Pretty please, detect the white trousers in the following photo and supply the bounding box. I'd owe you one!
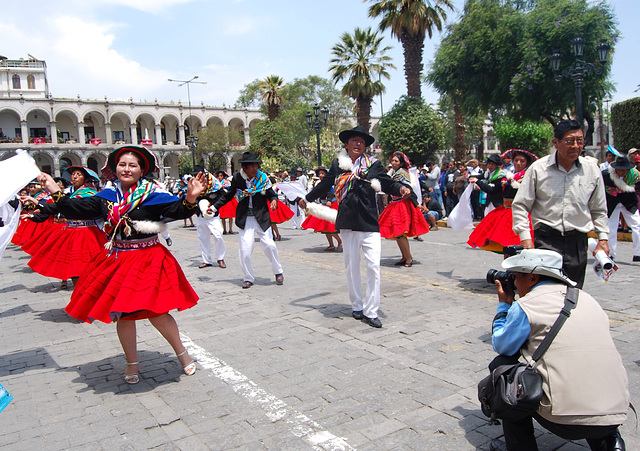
[238,216,283,282]
[196,215,226,264]
[290,203,305,228]
[608,203,640,258]
[341,229,381,319]
[159,228,170,240]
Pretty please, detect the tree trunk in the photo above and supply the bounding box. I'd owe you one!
[401,29,424,98]
[584,113,594,147]
[598,101,606,162]
[267,103,279,121]
[356,96,372,135]
[454,101,466,162]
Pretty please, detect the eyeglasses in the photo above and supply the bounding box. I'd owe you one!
[562,138,584,146]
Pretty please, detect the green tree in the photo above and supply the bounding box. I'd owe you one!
[329,27,394,133]
[611,97,640,153]
[427,0,618,132]
[493,117,553,156]
[368,0,454,98]
[259,75,288,120]
[378,96,446,165]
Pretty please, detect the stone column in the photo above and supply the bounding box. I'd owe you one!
[155,124,162,145]
[49,121,57,145]
[244,128,250,146]
[77,122,86,145]
[20,121,28,144]
[105,122,112,145]
[178,125,185,147]
[53,152,61,176]
[130,124,137,145]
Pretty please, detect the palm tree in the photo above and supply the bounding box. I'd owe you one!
[368,0,454,98]
[259,75,288,120]
[329,27,395,134]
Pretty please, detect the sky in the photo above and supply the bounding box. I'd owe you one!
[2,0,638,114]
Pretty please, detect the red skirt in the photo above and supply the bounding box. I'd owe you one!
[12,217,45,246]
[218,197,238,219]
[302,201,339,233]
[65,239,199,324]
[467,206,533,249]
[270,200,294,224]
[21,218,64,256]
[378,199,430,238]
[28,223,107,279]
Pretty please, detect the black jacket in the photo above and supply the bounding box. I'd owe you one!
[306,156,406,232]
[476,171,506,208]
[602,168,638,215]
[212,171,278,232]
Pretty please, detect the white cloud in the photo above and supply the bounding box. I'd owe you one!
[48,16,171,100]
[224,17,257,35]
[90,0,197,14]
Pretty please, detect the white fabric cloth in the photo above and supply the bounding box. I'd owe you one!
[0,201,21,261]
[608,203,640,258]
[341,229,381,319]
[447,183,474,231]
[197,215,226,263]
[238,216,282,283]
[275,181,308,202]
[0,150,41,205]
[408,167,422,205]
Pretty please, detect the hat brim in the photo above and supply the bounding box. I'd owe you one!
[65,165,100,183]
[611,161,634,170]
[107,145,157,177]
[239,158,262,164]
[338,129,375,147]
[501,149,538,165]
[502,261,577,286]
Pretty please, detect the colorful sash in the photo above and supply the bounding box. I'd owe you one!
[334,154,375,202]
[502,169,527,188]
[488,168,507,183]
[105,180,155,238]
[237,170,268,200]
[202,173,224,195]
[70,185,98,199]
[390,168,410,201]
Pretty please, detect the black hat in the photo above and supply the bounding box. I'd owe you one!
[485,154,502,166]
[53,176,70,188]
[338,125,375,147]
[238,151,262,164]
[611,156,635,171]
[107,145,157,177]
[315,167,327,176]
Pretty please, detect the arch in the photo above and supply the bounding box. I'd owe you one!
[135,112,156,143]
[0,108,22,141]
[86,152,106,175]
[184,114,203,137]
[110,111,133,144]
[0,150,18,161]
[32,151,55,175]
[248,118,262,130]
[12,74,20,89]
[161,152,180,180]
[26,108,51,140]
[206,116,224,128]
[228,117,246,147]
[25,107,51,122]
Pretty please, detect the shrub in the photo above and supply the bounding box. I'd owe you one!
[611,97,640,153]
[493,118,553,157]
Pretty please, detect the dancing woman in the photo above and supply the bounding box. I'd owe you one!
[27,166,106,289]
[467,149,537,253]
[301,167,342,251]
[38,145,204,384]
[378,152,429,267]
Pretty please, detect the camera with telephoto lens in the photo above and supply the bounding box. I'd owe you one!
[486,245,523,292]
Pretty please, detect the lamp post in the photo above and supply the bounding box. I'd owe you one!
[168,76,207,170]
[549,35,610,127]
[306,104,329,167]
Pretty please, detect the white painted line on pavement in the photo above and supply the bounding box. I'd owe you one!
[180,333,355,451]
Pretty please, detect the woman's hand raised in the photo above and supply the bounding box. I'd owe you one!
[185,172,206,204]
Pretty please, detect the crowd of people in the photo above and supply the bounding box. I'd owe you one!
[2,120,636,450]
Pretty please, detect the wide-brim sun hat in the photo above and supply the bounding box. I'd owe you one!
[501,249,577,287]
[611,156,635,171]
[500,149,538,166]
[238,151,262,164]
[107,145,157,177]
[338,125,375,147]
[65,165,100,183]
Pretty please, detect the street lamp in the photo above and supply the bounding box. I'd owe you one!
[306,104,329,166]
[549,35,610,126]
[168,76,207,170]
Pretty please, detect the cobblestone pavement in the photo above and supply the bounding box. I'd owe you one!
[1,219,638,450]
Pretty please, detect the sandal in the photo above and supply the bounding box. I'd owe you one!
[404,261,413,268]
[394,260,406,266]
[177,350,196,376]
[242,281,253,289]
[124,361,140,384]
[323,246,335,252]
[199,263,213,269]
[60,280,68,290]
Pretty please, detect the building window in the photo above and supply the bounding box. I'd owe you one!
[113,131,124,142]
[12,74,21,89]
[27,74,35,89]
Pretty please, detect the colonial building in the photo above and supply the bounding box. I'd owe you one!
[0,55,263,180]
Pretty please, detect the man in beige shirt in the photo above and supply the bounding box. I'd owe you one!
[512,120,609,288]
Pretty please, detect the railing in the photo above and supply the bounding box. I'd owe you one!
[0,61,45,68]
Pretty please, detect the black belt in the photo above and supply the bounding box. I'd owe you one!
[535,224,585,237]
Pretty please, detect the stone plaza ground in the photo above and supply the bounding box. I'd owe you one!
[0,219,639,450]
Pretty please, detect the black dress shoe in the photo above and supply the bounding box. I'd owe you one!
[364,316,382,328]
[165,237,172,246]
[633,255,640,262]
[275,273,284,285]
[599,428,625,451]
[242,281,253,289]
[352,310,364,320]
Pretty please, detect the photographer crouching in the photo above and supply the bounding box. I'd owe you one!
[485,248,629,451]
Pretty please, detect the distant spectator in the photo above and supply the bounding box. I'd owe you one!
[424,161,442,207]
[600,150,616,171]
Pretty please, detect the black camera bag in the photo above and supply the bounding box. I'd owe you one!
[478,287,578,423]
